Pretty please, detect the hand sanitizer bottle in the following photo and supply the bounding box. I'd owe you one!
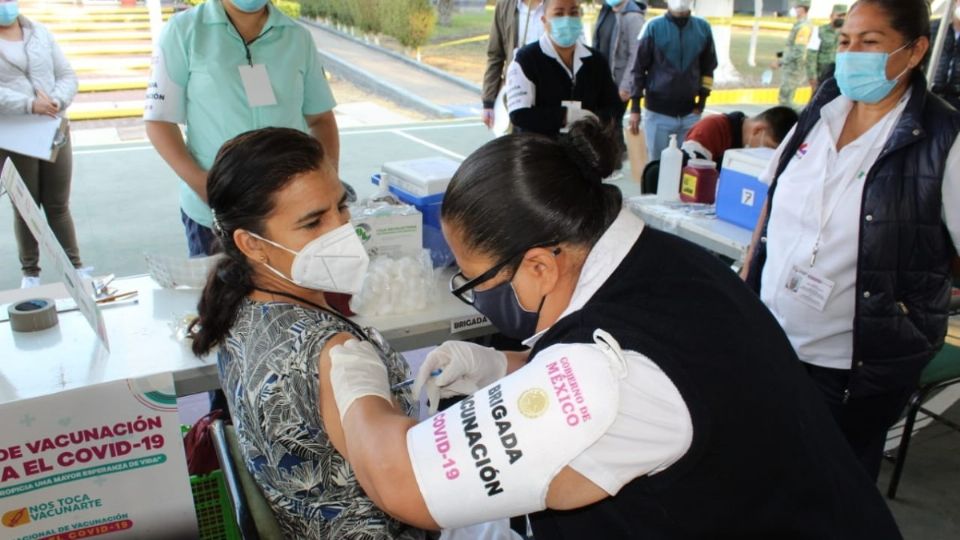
[657,134,683,203]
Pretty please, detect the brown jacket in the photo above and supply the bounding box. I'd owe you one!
[482,0,523,108]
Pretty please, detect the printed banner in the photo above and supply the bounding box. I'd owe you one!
[0,374,198,539]
[1,159,109,349]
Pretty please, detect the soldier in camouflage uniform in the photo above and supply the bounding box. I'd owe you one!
[807,4,847,94]
[772,0,813,108]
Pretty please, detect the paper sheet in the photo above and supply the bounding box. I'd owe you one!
[0,114,65,161]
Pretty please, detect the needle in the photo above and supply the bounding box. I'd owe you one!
[391,369,442,391]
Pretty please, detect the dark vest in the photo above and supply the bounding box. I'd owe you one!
[529,227,902,539]
[746,74,960,398]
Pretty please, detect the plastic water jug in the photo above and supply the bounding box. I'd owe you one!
[657,134,683,203]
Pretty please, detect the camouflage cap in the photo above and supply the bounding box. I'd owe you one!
[832,4,848,14]
[794,0,811,8]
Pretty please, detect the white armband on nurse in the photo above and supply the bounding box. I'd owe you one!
[406,331,628,529]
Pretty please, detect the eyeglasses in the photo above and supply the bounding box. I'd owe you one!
[449,241,559,305]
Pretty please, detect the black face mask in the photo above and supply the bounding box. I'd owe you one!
[471,280,544,340]
[832,18,844,28]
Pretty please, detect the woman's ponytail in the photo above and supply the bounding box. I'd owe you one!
[191,254,254,356]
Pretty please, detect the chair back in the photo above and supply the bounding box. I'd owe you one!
[209,420,285,540]
[642,160,660,194]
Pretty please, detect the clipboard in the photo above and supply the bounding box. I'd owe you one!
[0,114,68,162]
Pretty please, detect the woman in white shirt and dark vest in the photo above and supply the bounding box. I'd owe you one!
[744,0,960,481]
[505,0,623,136]
[322,118,902,538]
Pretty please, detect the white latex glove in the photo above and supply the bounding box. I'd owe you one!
[413,341,508,415]
[329,339,393,421]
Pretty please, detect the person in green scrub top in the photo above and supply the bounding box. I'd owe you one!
[144,0,339,256]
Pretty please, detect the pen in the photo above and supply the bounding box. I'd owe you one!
[96,290,138,304]
[391,369,442,391]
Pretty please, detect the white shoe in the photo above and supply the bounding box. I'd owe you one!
[21,276,40,288]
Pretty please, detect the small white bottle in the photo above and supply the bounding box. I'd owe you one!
[657,134,683,203]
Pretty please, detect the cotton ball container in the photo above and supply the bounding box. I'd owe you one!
[350,252,434,316]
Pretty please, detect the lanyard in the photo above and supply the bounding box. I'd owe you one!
[252,287,389,354]
[224,11,272,66]
[809,95,907,267]
[810,164,864,268]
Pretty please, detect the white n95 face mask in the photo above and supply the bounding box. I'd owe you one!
[667,0,693,11]
[250,223,370,294]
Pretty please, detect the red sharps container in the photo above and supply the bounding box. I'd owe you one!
[680,158,719,204]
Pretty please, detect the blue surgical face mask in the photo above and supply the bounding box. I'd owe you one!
[549,16,582,48]
[0,2,19,27]
[834,42,913,104]
[605,0,625,7]
[471,280,543,341]
[230,0,268,14]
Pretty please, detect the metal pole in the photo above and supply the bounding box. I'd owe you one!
[748,0,763,67]
[927,0,956,89]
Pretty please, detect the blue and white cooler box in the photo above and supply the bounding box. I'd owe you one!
[372,156,461,268]
[716,148,775,230]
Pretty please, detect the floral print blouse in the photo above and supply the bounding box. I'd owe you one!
[218,299,424,539]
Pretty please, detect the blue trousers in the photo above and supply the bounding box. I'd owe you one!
[644,109,701,159]
[180,210,220,257]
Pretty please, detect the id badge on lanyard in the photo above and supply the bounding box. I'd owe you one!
[238,64,277,107]
[782,94,906,312]
[784,154,869,312]
[784,265,835,312]
[228,13,277,108]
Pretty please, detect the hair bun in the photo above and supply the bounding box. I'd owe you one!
[561,117,624,184]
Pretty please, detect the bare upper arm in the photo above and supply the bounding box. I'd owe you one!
[317,332,356,459]
[144,119,179,137]
[305,110,334,129]
[741,198,770,281]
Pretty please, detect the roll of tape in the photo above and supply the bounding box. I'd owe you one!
[8,298,58,332]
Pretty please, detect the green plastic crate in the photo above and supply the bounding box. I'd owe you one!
[181,424,241,540]
[191,469,242,540]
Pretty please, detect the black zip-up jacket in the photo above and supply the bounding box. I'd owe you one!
[630,12,717,116]
[506,36,623,136]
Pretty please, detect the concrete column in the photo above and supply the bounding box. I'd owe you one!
[747,0,763,67]
[147,0,163,47]
[696,0,740,84]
